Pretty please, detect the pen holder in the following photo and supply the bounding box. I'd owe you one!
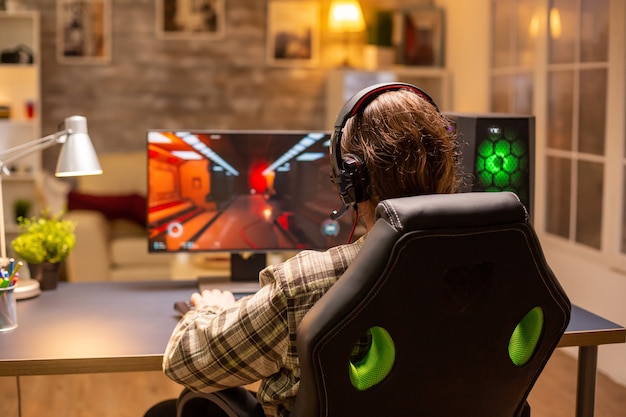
[0,285,17,331]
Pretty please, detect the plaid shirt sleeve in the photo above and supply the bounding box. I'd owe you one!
[162,236,368,416]
[163,280,290,393]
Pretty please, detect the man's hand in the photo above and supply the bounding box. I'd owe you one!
[190,289,236,310]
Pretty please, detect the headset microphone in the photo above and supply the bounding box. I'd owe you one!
[329,204,350,220]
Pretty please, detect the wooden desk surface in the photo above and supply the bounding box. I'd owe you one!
[0,281,182,375]
[0,280,257,376]
[0,281,623,376]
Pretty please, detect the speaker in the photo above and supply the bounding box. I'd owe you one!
[445,113,535,217]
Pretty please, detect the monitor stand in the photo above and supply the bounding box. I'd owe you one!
[196,253,265,294]
[230,253,266,281]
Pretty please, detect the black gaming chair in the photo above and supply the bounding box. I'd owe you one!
[175,191,571,417]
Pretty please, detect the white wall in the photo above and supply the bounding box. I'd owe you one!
[437,0,491,112]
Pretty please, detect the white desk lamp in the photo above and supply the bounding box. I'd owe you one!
[0,115,102,299]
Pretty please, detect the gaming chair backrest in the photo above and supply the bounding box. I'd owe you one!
[291,191,571,417]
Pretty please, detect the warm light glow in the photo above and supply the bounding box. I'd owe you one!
[328,0,365,33]
[549,7,562,38]
[528,13,539,38]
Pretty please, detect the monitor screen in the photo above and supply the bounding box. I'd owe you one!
[147,130,354,260]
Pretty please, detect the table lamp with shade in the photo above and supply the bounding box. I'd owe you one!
[328,0,366,67]
[0,115,102,299]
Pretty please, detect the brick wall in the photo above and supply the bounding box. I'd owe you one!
[27,0,431,170]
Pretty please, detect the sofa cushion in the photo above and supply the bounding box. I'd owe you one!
[109,218,146,240]
[110,235,173,267]
[68,191,146,226]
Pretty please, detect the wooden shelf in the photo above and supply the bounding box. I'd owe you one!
[0,11,41,246]
[3,174,37,182]
[0,119,37,126]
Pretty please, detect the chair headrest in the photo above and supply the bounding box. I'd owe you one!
[375,191,528,232]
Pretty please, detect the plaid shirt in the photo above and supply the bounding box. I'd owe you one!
[163,236,366,417]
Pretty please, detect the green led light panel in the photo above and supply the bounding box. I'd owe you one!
[475,125,529,203]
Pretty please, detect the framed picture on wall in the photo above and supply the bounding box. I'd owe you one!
[267,0,320,67]
[398,7,445,67]
[156,0,225,40]
[57,0,111,64]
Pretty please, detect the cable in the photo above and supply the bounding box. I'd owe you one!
[347,207,359,244]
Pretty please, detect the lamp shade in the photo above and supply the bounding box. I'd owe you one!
[55,115,103,177]
[328,0,366,33]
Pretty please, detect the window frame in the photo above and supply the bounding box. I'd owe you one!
[489,0,626,272]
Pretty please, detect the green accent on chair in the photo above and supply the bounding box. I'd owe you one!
[509,307,544,366]
[348,326,395,391]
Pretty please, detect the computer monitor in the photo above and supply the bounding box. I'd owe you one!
[146,130,355,281]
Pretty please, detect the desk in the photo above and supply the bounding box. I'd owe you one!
[557,305,626,417]
[0,280,258,375]
[0,281,624,417]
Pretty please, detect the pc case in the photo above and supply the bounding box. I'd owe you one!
[445,113,535,217]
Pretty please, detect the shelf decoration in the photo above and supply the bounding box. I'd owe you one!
[398,7,445,67]
[56,0,111,64]
[266,0,320,67]
[156,0,225,40]
[364,10,395,69]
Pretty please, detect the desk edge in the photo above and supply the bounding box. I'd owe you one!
[559,328,626,348]
[0,355,164,376]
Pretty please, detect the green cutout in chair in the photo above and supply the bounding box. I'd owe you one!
[349,326,396,391]
[509,306,544,366]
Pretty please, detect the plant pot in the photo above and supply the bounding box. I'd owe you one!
[28,262,60,291]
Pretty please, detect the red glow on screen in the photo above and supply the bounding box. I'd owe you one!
[249,160,268,194]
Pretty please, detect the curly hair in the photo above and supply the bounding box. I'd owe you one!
[341,88,462,206]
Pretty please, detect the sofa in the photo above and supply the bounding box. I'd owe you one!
[62,152,177,282]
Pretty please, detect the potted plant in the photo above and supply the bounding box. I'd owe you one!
[364,10,396,69]
[10,209,76,290]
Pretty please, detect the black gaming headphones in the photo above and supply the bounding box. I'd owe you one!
[329,82,441,220]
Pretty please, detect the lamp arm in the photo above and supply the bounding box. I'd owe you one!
[0,130,70,175]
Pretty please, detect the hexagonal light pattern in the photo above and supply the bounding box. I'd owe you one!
[475,125,529,203]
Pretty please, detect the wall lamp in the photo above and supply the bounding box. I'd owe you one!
[328,0,366,67]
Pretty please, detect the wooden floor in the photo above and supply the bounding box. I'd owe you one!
[0,350,624,417]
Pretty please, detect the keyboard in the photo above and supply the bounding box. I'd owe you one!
[174,279,260,316]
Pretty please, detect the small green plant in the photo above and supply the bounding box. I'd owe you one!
[11,210,76,264]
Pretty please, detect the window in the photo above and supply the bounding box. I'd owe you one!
[490,0,622,257]
[490,0,536,114]
[545,0,609,249]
